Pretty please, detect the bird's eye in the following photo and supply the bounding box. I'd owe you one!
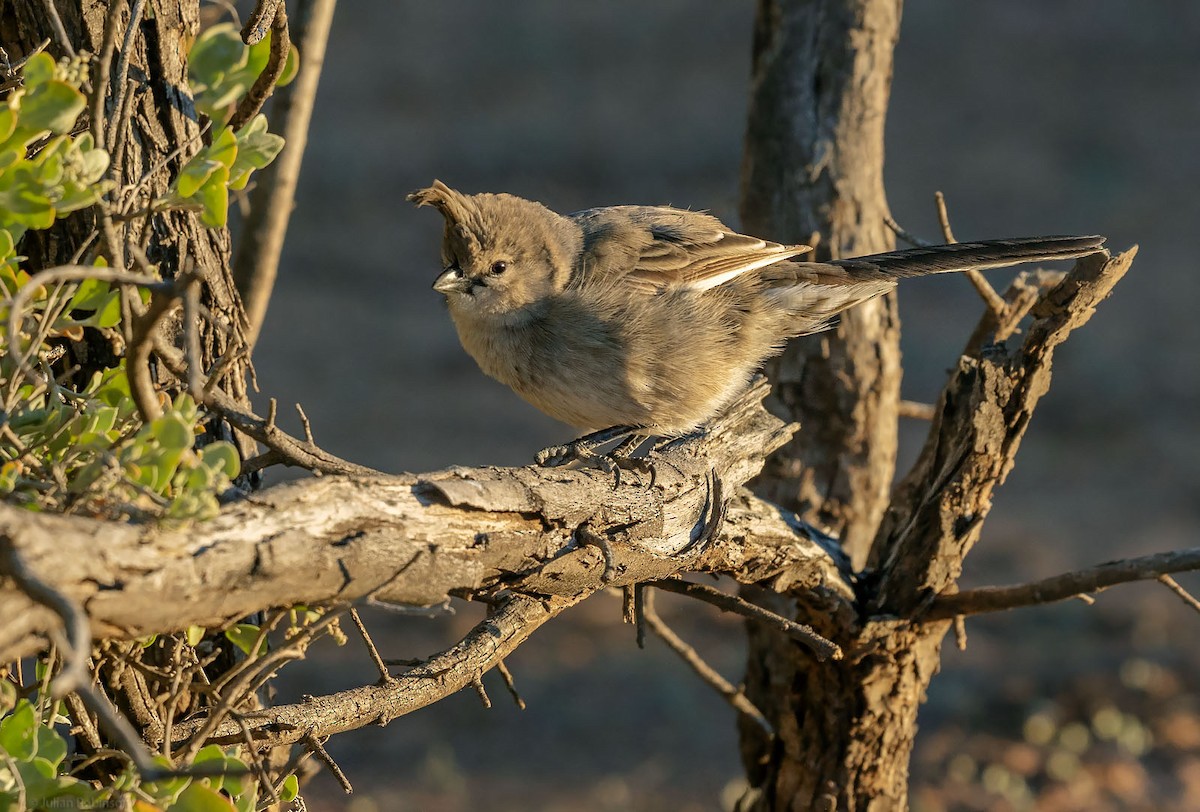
[490,260,508,276]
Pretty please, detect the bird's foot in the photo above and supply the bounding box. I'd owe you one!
[536,425,655,486]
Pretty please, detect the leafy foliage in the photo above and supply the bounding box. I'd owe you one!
[0,45,250,520]
[0,692,270,811]
[0,53,111,242]
[0,20,302,812]
[171,23,292,226]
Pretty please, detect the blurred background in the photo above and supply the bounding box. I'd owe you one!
[243,1,1200,809]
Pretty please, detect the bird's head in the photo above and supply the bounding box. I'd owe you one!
[408,180,579,322]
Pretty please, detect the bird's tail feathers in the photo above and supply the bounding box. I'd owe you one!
[828,235,1106,281]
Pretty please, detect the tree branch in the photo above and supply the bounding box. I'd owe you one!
[233,0,338,347]
[925,547,1200,620]
[870,248,1136,616]
[164,591,580,748]
[0,379,850,664]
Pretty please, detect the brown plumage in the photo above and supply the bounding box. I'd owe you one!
[410,180,1105,436]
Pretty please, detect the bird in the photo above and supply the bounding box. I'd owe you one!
[409,180,1105,464]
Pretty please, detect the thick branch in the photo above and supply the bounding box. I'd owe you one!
[0,380,850,663]
[871,248,1137,616]
[164,591,577,747]
[925,548,1200,620]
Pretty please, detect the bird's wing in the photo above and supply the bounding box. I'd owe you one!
[572,207,809,294]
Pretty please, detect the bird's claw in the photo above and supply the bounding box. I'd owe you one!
[535,425,656,487]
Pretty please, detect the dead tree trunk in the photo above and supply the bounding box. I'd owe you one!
[736,1,1130,809]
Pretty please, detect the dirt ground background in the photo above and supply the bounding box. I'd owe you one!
[242,2,1200,809]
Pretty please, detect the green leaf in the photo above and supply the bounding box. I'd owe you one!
[195,165,230,227]
[167,782,236,812]
[89,288,123,327]
[0,699,37,759]
[279,773,299,803]
[199,442,240,479]
[152,413,194,452]
[277,44,300,87]
[228,115,283,191]
[34,724,67,769]
[0,104,17,144]
[176,126,237,198]
[21,53,56,87]
[188,24,247,91]
[0,186,55,229]
[185,625,206,647]
[224,624,266,657]
[68,277,113,310]
[19,79,86,134]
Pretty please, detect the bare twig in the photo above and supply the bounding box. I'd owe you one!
[234,0,337,347]
[40,0,76,58]
[295,403,315,444]
[925,548,1200,620]
[953,615,967,651]
[305,731,352,795]
[932,191,957,244]
[494,660,525,710]
[897,400,935,421]
[166,594,580,747]
[128,271,200,422]
[5,266,166,390]
[348,608,393,684]
[89,7,119,147]
[73,681,159,775]
[228,3,289,130]
[241,0,282,44]
[471,677,491,709]
[1158,574,1200,615]
[183,276,203,399]
[648,577,842,661]
[106,0,145,151]
[642,589,774,740]
[935,190,1007,317]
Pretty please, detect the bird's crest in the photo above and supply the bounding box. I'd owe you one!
[408,180,483,255]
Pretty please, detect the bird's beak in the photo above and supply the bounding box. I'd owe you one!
[432,268,471,295]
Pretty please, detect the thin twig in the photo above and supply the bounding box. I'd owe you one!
[953,615,967,651]
[494,660,525,710]
[634,583,647,649]
[106,0,145,151]
[128,271,201,422]
[73,681,159,775]
[241,0,282,44]
[348,608,393,684]
[935,190,1007,317]
[471,677,491,709]
[933,190,957,243]
[305,731,352,794]
[926,547,1200,620]
[229,3,289,130]
[898,400,935,421]
[1158,574,1200,615]
[233,0,337,346]
[40,0,77,58]
[5,266,165,392]
[648,578,842,661]
[295,403,315,444]
[183,274,203,400]
[642,590,774,740]
[90,6,121,147]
